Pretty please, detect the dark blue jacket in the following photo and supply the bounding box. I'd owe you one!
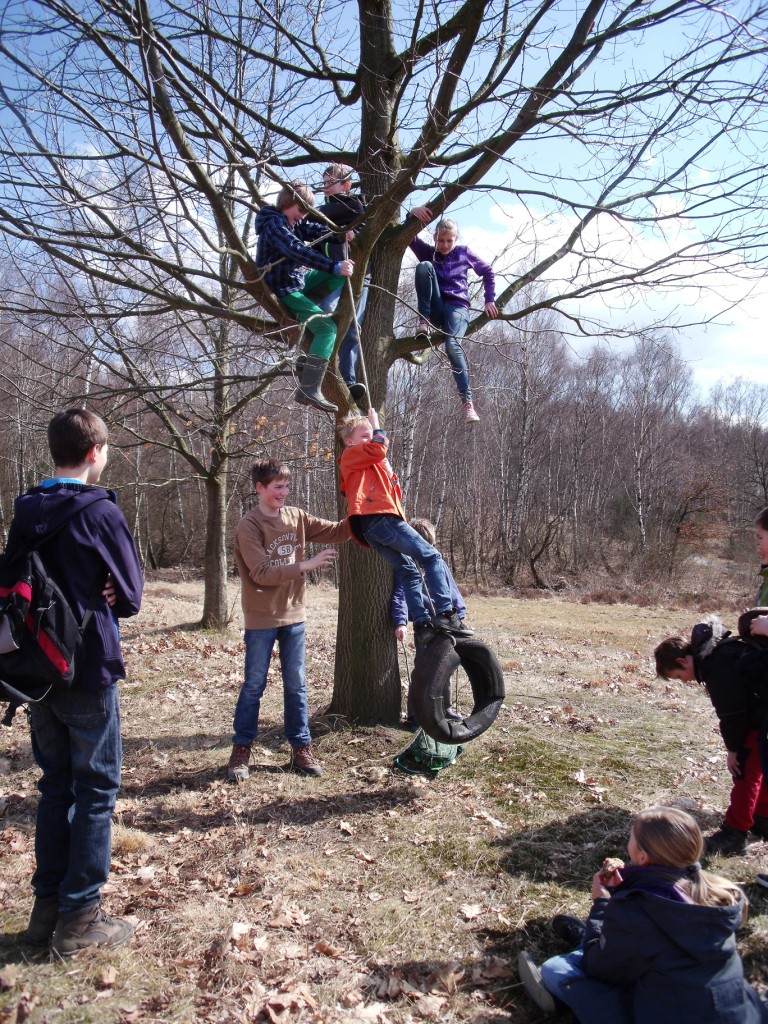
[582,865,767,1024]
[255,206,339,297]
[313,192,367,263]
[690,621,768,752]
[5,482,143,690]
[391,557,466,626]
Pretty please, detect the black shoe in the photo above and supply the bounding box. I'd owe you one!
[552,914,586,947]
[432,612,474,638]
[756,873,768,890]
[751,816,768,840]
[414,621,437,645]
[705,824,748,856]
[348,382,367,405]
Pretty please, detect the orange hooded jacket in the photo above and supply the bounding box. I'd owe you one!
[338,433,405,524]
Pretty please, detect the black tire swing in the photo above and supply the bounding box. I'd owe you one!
[409,634,505,744]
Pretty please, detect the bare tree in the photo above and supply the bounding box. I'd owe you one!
[614,335,693,556]
[2,0,768,714]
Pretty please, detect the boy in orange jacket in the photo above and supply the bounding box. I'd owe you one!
[338,409,472,644]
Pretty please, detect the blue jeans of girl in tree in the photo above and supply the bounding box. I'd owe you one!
[318,278,370,386]
[414,262,472,402]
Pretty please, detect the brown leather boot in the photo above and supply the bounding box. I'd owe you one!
[290,744,323,777]
[226,742,252,783]
[51,903,133,957]
[23,893,59,946]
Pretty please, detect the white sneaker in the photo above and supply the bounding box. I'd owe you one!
[415,319,432,338]
[462,401,480,424]
[517,952,556,1014]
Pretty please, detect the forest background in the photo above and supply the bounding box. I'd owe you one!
[3,1,768,722]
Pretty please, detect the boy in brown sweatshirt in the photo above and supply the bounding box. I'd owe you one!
[226,459,349,781]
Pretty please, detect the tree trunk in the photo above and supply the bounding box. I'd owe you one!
[330,537,402,724]
[201,472,229,628]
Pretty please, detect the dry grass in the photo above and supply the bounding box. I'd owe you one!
[1,580,767,1023]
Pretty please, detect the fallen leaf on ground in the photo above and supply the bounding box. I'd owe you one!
[313,939,344,957]
[0,966,18,992]
[459,903,482,920]
[343,1000,389,1020]
[340,988,365,1008]
[228,921,251,948]
[473,956,513,981]
[97,965,118,989]
[414,994,446,1017]
[428,962,464,993]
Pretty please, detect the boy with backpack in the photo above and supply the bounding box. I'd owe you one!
[654,618,768,855]
[3,408,143,954]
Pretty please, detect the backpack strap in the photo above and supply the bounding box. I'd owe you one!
[2,490,112,637]
[0,492,112,721]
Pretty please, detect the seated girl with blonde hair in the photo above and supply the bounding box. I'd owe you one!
[519,805,768,1023]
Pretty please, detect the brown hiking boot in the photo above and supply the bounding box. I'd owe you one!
[226,743,252,782]
[51,903,133,957]
[290,744,323,777]
[23,893,59,946]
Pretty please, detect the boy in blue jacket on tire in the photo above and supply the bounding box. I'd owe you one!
[390,517,470,725]
[6,408,143,956]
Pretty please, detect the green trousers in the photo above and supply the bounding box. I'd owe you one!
[281,271,343,359]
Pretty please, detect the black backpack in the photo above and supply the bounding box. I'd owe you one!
[0,496,107,717]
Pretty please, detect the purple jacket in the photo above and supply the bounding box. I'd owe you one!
[409,236,495,308]
[5,482,144,690]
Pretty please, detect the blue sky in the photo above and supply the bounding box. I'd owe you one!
[455,203,768,400]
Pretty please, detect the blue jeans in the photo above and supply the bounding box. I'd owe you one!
[541,950,633,1024]
[414,262,472,401]
[319,279,370,386]
[29,685,122,913]
[359,515,452,623]
[232,623,310,749]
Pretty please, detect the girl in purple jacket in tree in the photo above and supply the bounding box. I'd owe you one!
[409,209,498,424]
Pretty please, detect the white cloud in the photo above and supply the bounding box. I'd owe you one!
[457,197,768,397]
